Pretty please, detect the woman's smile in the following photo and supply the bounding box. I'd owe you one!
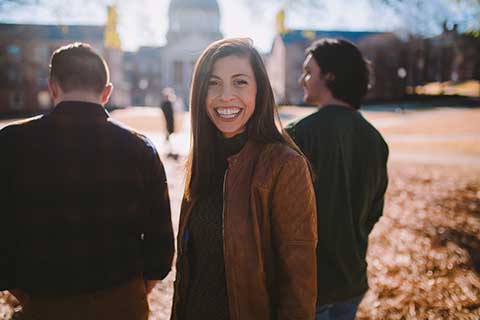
[214,106,243,120]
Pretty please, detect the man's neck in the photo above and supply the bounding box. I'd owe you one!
[55,91,103,106]
[319,97,353,109]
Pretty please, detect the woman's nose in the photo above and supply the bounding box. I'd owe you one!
[219,85,234,101]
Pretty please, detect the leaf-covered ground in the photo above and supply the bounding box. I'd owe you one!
[358,162,480,319]
[1,107,479,319]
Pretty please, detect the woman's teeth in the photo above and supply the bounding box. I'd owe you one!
[216,107,241,119]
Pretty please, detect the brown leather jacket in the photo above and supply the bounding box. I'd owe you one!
[171,140,318,320]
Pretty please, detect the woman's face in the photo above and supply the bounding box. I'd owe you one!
[206,54,257,138]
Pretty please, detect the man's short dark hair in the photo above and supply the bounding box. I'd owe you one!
[49,42,109,94]
[306,38,370,109]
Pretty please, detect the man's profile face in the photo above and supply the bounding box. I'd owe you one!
[298,53,330,106]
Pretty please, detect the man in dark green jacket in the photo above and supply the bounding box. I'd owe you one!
[286,38,389,320]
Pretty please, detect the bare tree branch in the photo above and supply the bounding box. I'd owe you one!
[371,0,480,35]
[242,0,480,35]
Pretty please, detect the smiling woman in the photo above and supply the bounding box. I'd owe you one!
[205,54,257,137]
[170,37,318,320]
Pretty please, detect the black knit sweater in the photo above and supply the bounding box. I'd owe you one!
[184,132,247,320]
[286,105,389,304]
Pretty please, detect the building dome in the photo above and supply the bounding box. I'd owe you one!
[168,0,220,13]
[163,0,223,103]
[166,0,221,43]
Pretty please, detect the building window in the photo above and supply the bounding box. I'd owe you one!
[139,62,148,73]
[36,69,48,87]
[172,13,180,31]
[7,67,21,84]
[173,61,183,85]
[9,92,24,110]
[33,46,50,64]
[7,45,21,62]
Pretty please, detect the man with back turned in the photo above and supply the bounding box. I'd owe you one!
[0,42,174,320]
[287,38,389,320]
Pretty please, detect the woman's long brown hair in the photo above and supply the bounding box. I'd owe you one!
[185,37,299,200]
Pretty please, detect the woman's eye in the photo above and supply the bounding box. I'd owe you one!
[234,79,248,86]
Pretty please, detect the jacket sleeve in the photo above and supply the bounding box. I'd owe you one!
[271,155,318,320]
[142,143,175,280]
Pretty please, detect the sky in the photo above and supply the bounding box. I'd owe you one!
[0,0,475,53]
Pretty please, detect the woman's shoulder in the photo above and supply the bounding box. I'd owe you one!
[256,142,307,173]
[261,142,304,163]
[252,142,310,189]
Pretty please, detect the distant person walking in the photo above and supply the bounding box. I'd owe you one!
[287,38,389,320]
[160,87,179,159]
[0,42,174,320]
[160,87,176,142]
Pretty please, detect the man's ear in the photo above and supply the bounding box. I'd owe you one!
[48,79,60,100]
[100,83,114,106]
[324,73,335,81]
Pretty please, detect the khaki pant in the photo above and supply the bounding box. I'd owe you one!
[22,278,149,320]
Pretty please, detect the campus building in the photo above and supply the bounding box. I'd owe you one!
[0,0,222,114]
[265,29,407,105]
[265,10,480,105]
[125,0,223,107]
[0,6,129,115]
[404,23,480,96]
[264,10,409,105]
[1,1,478,114]
[0,23,104,114]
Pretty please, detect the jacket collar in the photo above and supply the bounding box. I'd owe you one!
[51,101,110,119]
[226,139,263,167]
[179,138,264,254]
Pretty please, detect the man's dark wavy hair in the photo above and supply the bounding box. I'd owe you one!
[306,38,371,109]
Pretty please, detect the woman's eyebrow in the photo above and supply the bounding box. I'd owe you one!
[232,73,252,78]
[209,73,252,78]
